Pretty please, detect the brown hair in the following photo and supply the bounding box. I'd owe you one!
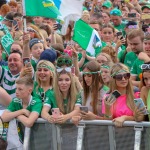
[101,45,118,63]
[0,4,10,16]
[101,23,115,33]
[16,76,33,87]
[54,70,78,114]
[82,60,103,114]
[127,29,144,41]
[8,1,18,7]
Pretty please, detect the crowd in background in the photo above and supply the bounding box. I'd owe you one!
[0,0,150,149]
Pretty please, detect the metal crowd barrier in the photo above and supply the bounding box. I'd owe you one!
[23,119,150,150]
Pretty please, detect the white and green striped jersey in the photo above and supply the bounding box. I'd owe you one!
[0,67,20,98]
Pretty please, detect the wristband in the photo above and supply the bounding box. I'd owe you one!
[104,114,112,119]
[95,115,99,119]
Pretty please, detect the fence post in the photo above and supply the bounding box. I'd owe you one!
[23,127,31,150]
[76,123,85,150]
[108,126,116,150]
[134,125,143,150]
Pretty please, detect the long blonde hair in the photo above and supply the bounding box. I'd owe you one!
[36,60,56,89]
[110,63,135,111]
[54,70,78,114]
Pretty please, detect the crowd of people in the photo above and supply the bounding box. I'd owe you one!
[0,0,150,149]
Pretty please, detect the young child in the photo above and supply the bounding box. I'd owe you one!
[1,76,42,127]
[29,38,44,71]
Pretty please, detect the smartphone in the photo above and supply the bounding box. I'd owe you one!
[71,67,75,75]
[12,20,19,31]
[51,108,61,118]
[23,57,31,67]
[53,23,62,30]
[80,106,88,113]
[112,90,121,99]
[128,13,136,18]
[116,31,123,40]
[141,14,150,20]
[134,98,149,115]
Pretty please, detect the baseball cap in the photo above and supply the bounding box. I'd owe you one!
[102,1,112,8]
[110,8,122,16]
[39,48,57,63]
[29,38,43,49]
[142,5,150,11]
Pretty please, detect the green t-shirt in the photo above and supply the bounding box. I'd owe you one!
[6,96,42,142]
[130,58,144,81]
[31,57,38,71]
[44,92,82,114]
[113,21,126,36]
[32,82,54,103]
[124,51,137,70]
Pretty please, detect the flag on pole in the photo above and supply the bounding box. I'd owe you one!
[24,0,63,22]
[72,19,102,57]
[53,0,84,35]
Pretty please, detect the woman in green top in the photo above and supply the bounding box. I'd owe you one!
[32,60,56,103]
[41,67,81,124]
[135,62,150,121]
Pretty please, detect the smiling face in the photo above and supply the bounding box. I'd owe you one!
[114,73,130,88]
[37,67,52,82]
[58,73,71,93]
[8,53,23,75]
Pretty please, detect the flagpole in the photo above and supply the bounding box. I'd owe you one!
[22,0,27,32]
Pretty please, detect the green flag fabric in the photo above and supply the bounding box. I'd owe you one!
[24,0,63,22]
[72,19,102,57]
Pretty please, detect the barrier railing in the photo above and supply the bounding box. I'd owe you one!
[23,119,150,150]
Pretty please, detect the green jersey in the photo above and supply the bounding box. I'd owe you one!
[7,96,42,115]
[130,58,144,81]
[44,92,82,114]
[0,67,20,98]
[31,57,38,71]
[124,52,137,70]
[113,21,126,36]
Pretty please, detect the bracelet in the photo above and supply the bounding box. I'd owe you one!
[104,114,112,119]
[95,115,99,120]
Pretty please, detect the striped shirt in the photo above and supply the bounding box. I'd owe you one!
[0,67,20,98]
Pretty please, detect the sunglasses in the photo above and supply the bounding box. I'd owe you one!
[41,92,45,103]
[56,67,71,73]
[27,28,36,33]
[141,64,150,70]
[57,58,72,66]
[113,73,130,81]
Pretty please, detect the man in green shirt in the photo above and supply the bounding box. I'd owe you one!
[125,29,144,87]
[110,8,126,36]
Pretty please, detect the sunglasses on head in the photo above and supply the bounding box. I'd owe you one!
[141,64,150,70]
[57,58,72,66]
[113,73,130,81]
[56,67,71,73]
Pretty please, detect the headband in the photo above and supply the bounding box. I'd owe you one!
[111,69,128,77]
[37,64,54,72]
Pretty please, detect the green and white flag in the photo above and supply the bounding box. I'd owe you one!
[72,19,102,57]
[1,34,14,55]
[24,0,63,22]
